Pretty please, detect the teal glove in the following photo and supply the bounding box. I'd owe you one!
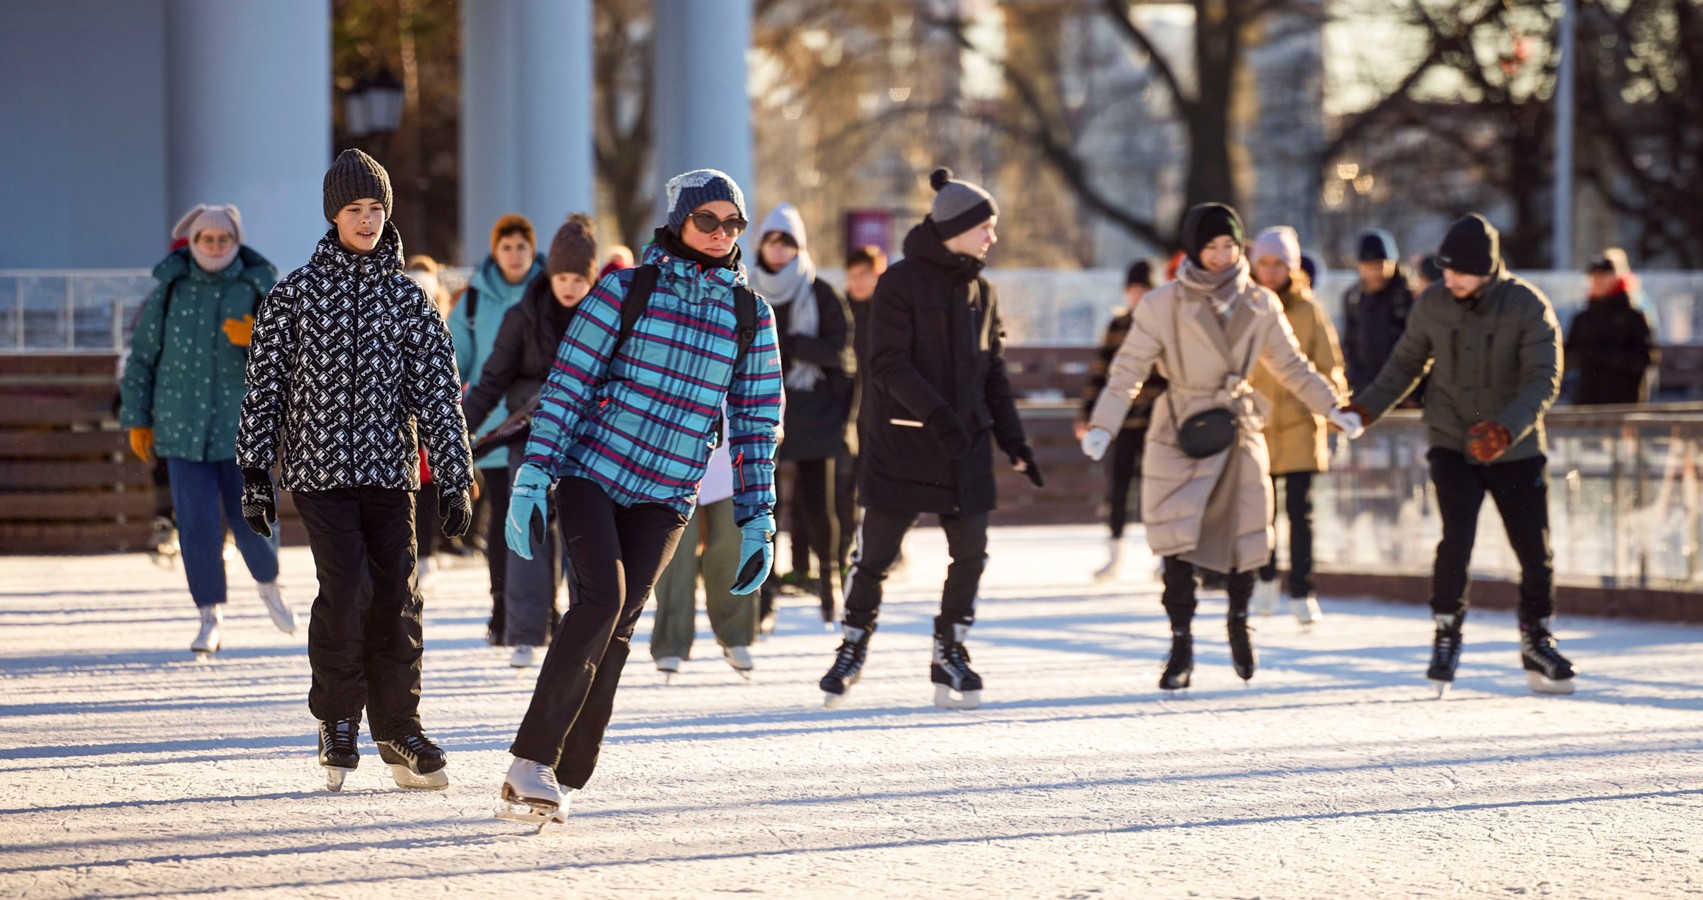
[730,513,776,595]
[505,464,553,561]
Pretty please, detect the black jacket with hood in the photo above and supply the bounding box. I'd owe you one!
[463,272,579,436]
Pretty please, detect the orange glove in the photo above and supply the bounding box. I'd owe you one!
[222,314,255,347]
[1466,422,1512,462]
[128,426,154,461]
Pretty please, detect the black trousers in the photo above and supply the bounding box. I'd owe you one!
[414,481,438,561]
[510,477,688,789]
[783,458,837,585]
[481,466,511,638]
[1107,428,1145,538]
[295,487,423,740]
[1161,555,1255,632]
[843,508,987,630]
[835,446,860,571]
[1428,448,1554,620]
[1258,471,1314,597]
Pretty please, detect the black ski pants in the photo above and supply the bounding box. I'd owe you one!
[481,465,511,640]
[1160,556,1255,633]
[1107,427,1145,538]
[510,477,688,789]
[295,487,423,741]
[1258,471,1315,598]
[835,446,860,570]
[842,508,987,630]
[1428,448,1554,621]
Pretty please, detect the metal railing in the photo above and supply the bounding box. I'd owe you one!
[1307,405,1703,592]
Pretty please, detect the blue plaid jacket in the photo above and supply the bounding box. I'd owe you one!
[522,242,782,521]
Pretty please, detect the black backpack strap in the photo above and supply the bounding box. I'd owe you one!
[609,264,660,363]
[732,285,759,363]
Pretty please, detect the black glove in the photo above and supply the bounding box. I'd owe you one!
[1009,444,1045,488]
[240,467,276,538]
[925,408,972,460]
[439,487,473,539]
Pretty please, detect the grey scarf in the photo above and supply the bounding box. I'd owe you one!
[1176,256,1252,321]
[752,250,823,390]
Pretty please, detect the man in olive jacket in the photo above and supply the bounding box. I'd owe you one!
[1348,213,1576,696]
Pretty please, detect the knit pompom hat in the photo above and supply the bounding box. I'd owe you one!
[546,213,598,279]
[664,169,748,234]
[323,148,392,223]
[927,167,999,240]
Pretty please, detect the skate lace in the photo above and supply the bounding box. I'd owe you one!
[827,639,864,677]
[1433,630,1460,663]
[393,732,439,757]
[1523,631,1565,665]
[937,638,972,672]
[525,760,560,792]
[326,720,358,754]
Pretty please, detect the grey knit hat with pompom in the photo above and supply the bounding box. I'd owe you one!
[927,167,998,239]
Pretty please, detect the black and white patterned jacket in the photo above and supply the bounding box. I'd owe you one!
[236,223,473,494]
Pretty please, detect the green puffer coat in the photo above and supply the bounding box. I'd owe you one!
[120,246,278,461]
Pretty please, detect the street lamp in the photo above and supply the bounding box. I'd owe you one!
[342,69,404,146]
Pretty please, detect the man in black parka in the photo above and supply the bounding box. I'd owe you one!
[819,167,1042,711]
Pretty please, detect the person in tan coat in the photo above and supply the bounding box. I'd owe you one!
[1247,226,1347,625]
[1081,204,1363,690]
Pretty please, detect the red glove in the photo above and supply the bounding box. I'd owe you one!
[1466,422,1512,462]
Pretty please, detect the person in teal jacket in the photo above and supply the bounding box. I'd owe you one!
[447,213,546,645]
[119,204,297,655]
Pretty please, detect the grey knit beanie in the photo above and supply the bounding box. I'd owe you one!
[323,149,393,223]
[928,167,998,239]
[664,169,747,233]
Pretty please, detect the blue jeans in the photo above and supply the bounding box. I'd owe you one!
[166,457,281,607]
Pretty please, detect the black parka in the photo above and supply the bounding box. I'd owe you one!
[859,222,1026,516]
[1565,290,1655,405]
[463,273,578,435]
[773,278,854,462]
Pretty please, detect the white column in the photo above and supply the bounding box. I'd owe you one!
[165,0,331,270]
[461,0,522,266]
[652,0,755,227]
[462,0,595,265]
[518,0,596,233]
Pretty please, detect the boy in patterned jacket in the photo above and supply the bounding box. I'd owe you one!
[495,169,783,827]
[235,149,475,792]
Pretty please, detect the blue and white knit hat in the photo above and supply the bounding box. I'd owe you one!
[664,169,748,233]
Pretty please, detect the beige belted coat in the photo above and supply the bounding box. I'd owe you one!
[1088,277,1343,573]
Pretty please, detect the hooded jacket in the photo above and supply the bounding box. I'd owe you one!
[1342,265,1415,391]
[121,245,277,461]
[1565,287,1655,405]
[859,221,1027,516]
[463,273,579,435]
[1249,278,1348,475]
[236,223,473,493]
[1354,264,1562,464]
[447,252,546,453]
[521,239,783,522]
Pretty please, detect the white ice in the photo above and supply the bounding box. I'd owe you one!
[2,525,1701,899]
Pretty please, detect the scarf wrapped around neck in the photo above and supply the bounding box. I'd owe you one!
[1176,255,1253,321]
[752,251,824,390]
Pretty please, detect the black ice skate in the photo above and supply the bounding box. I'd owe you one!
[375,731,449,790]
[1427,613,1465,698]
[930,619,982,710]
[1519,617,1577,695]
[1227,611,1257,683]
[497,757,566,832]
[1160,630,1194,691]
[820,624,873,708]
[317,717,360,791]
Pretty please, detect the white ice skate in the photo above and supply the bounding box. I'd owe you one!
[257,581,297,635]
[496,757,566,833]
[1252,579,1280,616]
[1291,594,1323,626]
[1092,537,1123,583]
[190,605,222,659]
[510,645,536,669]
[656,656,682,684]
[723,645,754,680]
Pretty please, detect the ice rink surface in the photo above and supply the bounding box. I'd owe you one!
[2,524,1700,899]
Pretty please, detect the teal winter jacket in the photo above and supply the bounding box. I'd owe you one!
[120,246,277,461]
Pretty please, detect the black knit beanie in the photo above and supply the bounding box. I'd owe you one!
[1437,214,1499,277]
[1125,259,1154,289]
[928,167,999,240]
[1357,229,1398,262]
[1178,203,1244,266]
[323,149,393,223]
[547,213,598,278]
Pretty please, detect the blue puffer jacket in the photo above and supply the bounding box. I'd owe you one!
[448,253,544,454]
[120,246,277,461]
[521,241,783,522]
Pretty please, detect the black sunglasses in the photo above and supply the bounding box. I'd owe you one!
[685,211,748,237]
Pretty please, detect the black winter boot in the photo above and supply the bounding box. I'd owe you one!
[1160,630,1194,691]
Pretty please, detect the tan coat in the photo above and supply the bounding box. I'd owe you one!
[1249,281,1348,475]
[1089,277,1343,573]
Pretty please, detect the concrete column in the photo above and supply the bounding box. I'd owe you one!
[652,0,755,228]
[165,0,331,269]
[462,0,594,266]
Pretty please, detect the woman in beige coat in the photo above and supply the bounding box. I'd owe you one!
[1247,227,1348,625]
[1082,204,1361,690]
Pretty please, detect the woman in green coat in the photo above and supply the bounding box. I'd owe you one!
[120,204,297,655]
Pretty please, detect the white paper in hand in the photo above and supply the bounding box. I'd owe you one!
[1081,428,1112,461]
[1327,409,1365,440]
